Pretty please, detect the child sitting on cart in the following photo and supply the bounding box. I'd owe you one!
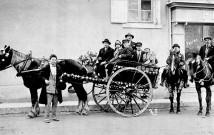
[143,48,158,66]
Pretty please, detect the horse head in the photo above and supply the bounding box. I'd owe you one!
[188,52,212,83]
[189,53,205,74]
[0,45,13,70]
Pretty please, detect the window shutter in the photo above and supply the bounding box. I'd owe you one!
[111,0,128,23]
[153,0,161,25]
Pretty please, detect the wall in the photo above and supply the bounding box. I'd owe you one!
[0,0,170,102]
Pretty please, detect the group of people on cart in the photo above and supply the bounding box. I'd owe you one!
[94,33,158,80]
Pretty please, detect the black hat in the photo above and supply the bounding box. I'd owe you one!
[102,39,111,45]
[122,39,129,43]
[135,42,142,47]
[125,33,134,39]
[204,37,212,40]
[172,44,180,48]
[49,54,57,59]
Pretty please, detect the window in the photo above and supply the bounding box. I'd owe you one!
[111,0,161,28]
[128,0,152,22]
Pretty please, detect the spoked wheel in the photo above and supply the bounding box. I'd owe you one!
[92,83,112,112]
[106,67,153,117]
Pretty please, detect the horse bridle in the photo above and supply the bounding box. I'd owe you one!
[1,49,33,73]
[193,60,212,83]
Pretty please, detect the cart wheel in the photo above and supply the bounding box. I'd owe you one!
[92,83,112,112]
[106,67,153,117]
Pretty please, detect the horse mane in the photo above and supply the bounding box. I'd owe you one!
[11,49,28,64]
[10,49,34,72]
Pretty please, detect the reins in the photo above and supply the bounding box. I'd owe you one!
[193,60,213,83]
[2,49,33,73]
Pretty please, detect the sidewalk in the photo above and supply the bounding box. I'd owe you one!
[0,83,214,115]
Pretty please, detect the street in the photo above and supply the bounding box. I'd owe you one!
[0,108,213,135]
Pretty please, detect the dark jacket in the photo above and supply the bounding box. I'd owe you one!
[107,47,134,65]
[129,41,136,50]
[166,51,185,69]
[119,47,134,60]
[132,50,145,62]
[97,47,114,63]
[199,44,214,63]
[38,64,63,104]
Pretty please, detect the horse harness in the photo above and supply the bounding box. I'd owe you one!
[2,49,34,75]
[193,61,213,84]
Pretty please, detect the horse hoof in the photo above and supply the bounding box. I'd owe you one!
[176,111,181,115]
[75,109,82,115]
[197,111,203,116]
[27,112,35,118]
[169,109,174,114]
[27,115,34,119]
[84,106,90,111]
[81,109,88,116]
[205,112,210,117]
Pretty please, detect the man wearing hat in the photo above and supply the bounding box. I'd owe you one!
[198,37,214,72]
[125,33,136,50]
[132,42,144,62]
[166,44,188,88]
[95,39,114,78]
[105,39,134,78]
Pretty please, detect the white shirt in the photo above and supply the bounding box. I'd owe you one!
[50,64,57,76]
[137,50,141,56]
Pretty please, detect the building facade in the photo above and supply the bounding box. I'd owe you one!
[0,0,214,102]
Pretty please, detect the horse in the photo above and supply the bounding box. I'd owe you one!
[165,54,185,114]
[188,53,212,117]
[0,45,46,118]
[57,59,89,115]
[0,45,89,116]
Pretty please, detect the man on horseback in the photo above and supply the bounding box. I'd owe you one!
[198,37,214,78]
[160,44,188,88]
[168,44,188,87]
[165,44,187,114]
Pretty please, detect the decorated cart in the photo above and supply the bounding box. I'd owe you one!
[61,60,160,117]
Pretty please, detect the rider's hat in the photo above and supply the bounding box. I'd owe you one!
[172,44,180,48]
[125,33,134,39]
[135,42,142,47]
[102,39,111,45]
[204,37,212,40]
[49,54,57,59]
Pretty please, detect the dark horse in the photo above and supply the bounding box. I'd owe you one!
[0,45,89,117]
[0,45,46,117]
[57,59,89,115]
[188,53,212,117]
[165,54,185,114]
